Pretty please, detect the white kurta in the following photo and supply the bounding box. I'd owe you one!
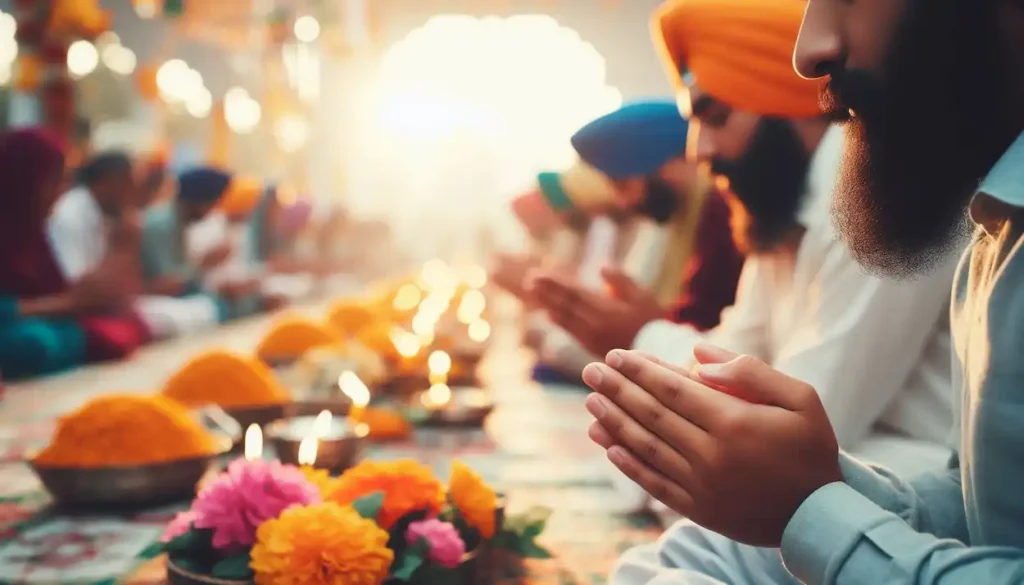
[48,188,219,340]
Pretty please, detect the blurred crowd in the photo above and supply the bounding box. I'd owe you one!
[0,127,396,380]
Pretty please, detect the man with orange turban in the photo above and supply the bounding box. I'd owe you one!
[573,1,963,583]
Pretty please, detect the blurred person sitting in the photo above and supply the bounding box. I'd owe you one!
[0,129,148,380]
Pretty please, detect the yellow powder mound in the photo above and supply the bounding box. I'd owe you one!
[35,394,218,467]
[326,301,377,337]
[162,350,290,408]
[256,316,342,362]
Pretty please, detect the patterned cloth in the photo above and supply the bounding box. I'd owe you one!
[0,307,660,584]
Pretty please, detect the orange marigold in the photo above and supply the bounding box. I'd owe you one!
[448,460,498,539]
[326,301,377,338]
[327,460,445,529]
[300,466,338,497]
[161,350,289,408]
[256,316,342,362]
[251,502,392,585]
[35,394,218,467]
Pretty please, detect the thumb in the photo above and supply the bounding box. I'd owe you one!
[693,343,810,409]
[600,266,642,301]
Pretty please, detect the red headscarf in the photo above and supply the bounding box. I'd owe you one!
[0,128,69,298]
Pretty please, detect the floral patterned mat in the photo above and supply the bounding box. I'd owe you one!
[0,315,661,584]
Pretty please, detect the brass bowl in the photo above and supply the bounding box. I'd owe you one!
[29,437,231,510]
[166,557,252,585]
[265,417,368,472]
[406,387,495,428]
[221,404,288,430]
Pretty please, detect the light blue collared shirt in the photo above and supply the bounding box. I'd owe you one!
[780,132,1024,585]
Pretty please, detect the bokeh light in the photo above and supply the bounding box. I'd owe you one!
[67,41,99,78]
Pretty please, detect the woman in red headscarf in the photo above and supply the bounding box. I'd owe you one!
[0,128,148,380]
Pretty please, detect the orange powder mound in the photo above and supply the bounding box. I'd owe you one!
[35,394,218,467]
[161,350,290,408]
[256,316,343,362]
[326,301,377,338]
[354,321,396,357]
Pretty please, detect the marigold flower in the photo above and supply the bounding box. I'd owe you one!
[448,460,498,539]
[299,466,338,497]
[327,460,445,529]
[256,316,342,363]
[34,394,217,467]
[161,350,289,408]
[251,502,392,585]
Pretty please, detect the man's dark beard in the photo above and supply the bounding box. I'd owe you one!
[710,118,810,253]
[821,0,1015,277]
[634,176,679,224]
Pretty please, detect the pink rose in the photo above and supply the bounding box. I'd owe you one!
[405,518,466,569]
[161,510,196,543]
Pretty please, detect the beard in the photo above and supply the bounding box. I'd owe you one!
[711,118,811,253]
[635,176,680,224]
[822,0,1015,277]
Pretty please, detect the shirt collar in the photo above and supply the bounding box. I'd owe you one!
[971,130,1024,231]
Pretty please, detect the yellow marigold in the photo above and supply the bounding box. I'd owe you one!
[300,466,338,497]
[256,316,342,362]
[327,460,445,529]
[35,394,217,467]
[448,460,498,539]
[326,301,377,338]
[251,502,392,585]
[161,350,290,408]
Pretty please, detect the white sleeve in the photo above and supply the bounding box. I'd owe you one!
[47,198,92,280]
[632,257,772,366]
[771,239,956,446]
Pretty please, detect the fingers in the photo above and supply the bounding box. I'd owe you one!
[631,351,695,378]
[606,446,695,517]
[600,267,641,301]
[583,392,697,487]
[604,350,740,431]
[588,421,614,448]
[583,362,710,462]
[692,343,738,365]
[694,346,815,410]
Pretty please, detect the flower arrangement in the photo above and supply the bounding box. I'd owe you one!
[161,458,550,585]
[256,316,343,364]
[34,394,218,467]
[162,350,290,408]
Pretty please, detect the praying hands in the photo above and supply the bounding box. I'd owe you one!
[582,344,843,547]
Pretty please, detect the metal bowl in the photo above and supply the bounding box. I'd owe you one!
[265,417,368,472]
[166,557,252,585]
[29,437,231,510]
[221,404,288,430]
[407,387,495,428]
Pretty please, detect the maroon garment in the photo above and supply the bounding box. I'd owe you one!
[671,190,744,331]
[0,128,148,361]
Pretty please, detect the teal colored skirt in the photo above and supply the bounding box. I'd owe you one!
[0,298,87,380]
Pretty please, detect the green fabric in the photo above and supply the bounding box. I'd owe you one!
[0,309,86,379]
[140,202,196,286]
[537,172,574,212]
[246,187,277,264]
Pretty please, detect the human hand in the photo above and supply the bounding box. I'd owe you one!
[71,267,134,312]
[581,344,842,547]
[490,253,541,302]
[528,268,664,356]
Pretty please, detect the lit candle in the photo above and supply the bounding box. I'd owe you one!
[421,382,452,410]
[468,319,491,343]
[244,423,263,461]
[390,327,422,359]
[392,284,422,312]
[297,435,318,466]
[338,371,370,420]
[312,409,333,438]
[427,350,451,385]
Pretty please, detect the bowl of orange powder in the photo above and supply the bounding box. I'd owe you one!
[31,394,231,508]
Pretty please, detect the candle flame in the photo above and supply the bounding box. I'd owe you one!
[423,383,452,408]
[338,371,370,407]
[313,409,333,437]
[389,327,422,358]
[297,435,318,466]
[411,311,438,337]
[392,284,422,312]
[468,319,491,343]
[457,289,486,324]
[244,424,263,461]
[427,350,452,376]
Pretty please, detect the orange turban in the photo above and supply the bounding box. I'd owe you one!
[652,0,822,118]
[217,176,263,218]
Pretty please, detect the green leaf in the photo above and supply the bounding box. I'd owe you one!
[171,557,201,573]
[139,541,164,560]
[211,553,254,580]
[522,518,547,540]
[164,528,201,554]
[352,491,385,522]
[518,541,553,559]
[389,550,424,581]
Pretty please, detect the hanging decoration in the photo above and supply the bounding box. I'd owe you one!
[12,0,110,138]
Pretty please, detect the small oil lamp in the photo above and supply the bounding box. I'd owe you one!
[266,408,367,471]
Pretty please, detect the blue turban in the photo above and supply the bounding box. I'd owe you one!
[570,100,689,180]
[177,167,233,205]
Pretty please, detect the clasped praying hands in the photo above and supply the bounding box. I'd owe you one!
[582,344,843,547]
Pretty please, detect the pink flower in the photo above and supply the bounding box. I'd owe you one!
[192,459,320,549]
[405,519,466,569]
[161,510,196,543]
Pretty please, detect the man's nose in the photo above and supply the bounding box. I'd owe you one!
[793,1,843,80]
